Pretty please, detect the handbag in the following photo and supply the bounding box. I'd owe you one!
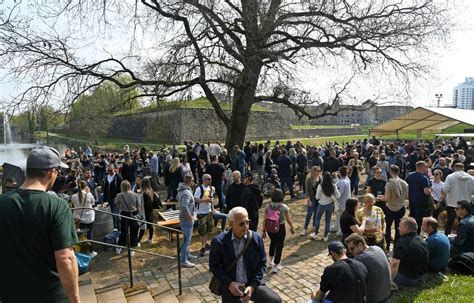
[123,194,146,229]
[76,252,91,276]
[209,231,253,296]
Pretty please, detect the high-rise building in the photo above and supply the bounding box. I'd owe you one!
[453,77,474,109]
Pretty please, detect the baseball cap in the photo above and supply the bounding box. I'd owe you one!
[26,146,69,170]
[327,241,345,255]
[243,172,253,179]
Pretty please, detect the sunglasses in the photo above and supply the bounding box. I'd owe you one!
[238,220,251,227]
[434,173,441,176]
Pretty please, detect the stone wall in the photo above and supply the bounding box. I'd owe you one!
[106,108,363,143]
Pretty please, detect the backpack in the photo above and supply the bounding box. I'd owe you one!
[265,204,282,233]
[449,252,474,275]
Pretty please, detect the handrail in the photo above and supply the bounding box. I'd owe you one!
[72,207,182,295]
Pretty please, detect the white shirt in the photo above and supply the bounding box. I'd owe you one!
[194,185,214,214]
[72,191,96,224]
[316,184,341,205]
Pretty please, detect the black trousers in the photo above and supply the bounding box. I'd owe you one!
[409,205,430,234]
[385,206,405,249]
[249,216,259,232]
[118,211,139,247]
[444,206,457,235]
[138,209,154,242]
[268,224,286,265]
[221,284,282,303]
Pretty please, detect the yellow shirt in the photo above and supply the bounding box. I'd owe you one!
[356,206,385,242]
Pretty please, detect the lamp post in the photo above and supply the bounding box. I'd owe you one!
[435,93,443,107]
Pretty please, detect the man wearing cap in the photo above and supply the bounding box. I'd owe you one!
[241,172,263,231]
[0,146,80,302]
[310,241,368,303]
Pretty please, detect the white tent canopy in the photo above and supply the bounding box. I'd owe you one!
[370,107,474,136]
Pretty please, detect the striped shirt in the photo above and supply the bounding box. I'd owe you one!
[231,232,248,283]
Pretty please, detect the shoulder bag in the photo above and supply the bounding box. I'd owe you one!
[209,231,253,296]
[123,193,146,229]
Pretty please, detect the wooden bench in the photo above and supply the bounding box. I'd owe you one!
[158,210,181,240]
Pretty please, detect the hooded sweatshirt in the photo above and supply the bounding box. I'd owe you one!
[444,171,474,207]
[177,182,195,221]
[241,183,263,218]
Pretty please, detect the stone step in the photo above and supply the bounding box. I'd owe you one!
[95,285,128,303]
[177,289,201,303]
[79,273,97,303]
[153,290,179,303]
[125,288,155,303]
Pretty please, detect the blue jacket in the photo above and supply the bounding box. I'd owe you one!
[209,230,266,290]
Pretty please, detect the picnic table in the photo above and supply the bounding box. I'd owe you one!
[158,210,181,240]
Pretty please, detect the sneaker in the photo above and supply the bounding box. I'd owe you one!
[113,228,118,232]
[187,254,198,260]
[115,248,122,254]
[137,242,141,248]
[272,264,281,273]
[181,261,196,268]
[300,229,307,236]
[89,251,98,258]
[130,250,135,257]
[323,236,329,242]
[143,239,152,245]
[309,233,319,240]
[199,247,206,257]
[269,259,275,268]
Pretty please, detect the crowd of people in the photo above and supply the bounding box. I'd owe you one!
[1,135,474,303]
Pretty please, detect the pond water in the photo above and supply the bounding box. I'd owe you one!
[0,143,67,169]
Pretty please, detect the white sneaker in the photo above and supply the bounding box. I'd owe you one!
[309,233,318,240]
[272,264,281,273]
[115,248,122,254]
[269,259,275,268]
[323,236,329,242]
[181,261,195,268]
[300,229,307,236]
[130,250,135,257]
[89,251,98,258]
[137,243,141,248]
[187,254,198,260]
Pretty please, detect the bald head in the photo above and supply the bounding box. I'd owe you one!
[232,170,241,183]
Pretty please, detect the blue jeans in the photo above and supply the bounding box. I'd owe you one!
[180,218,194,262]
[314,203,334,237]
[394,273,423,287]
[304,198,319,230]
[280,175,295,198]
[213,212,227,231]
[109,198,120,230]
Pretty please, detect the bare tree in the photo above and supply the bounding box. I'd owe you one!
[0,0,452,149]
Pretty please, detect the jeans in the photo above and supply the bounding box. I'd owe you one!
[394,273,423,287]
[385,206,405,249]
[268,224,286,265]
[109,198,120,230]
[350,175,360,195]
[151,171,159,190]
[331,208,344,233]
[180,218,194,262]
[213,212,228,231]
[280,175,295,198]
[303,198,319,230]
[314,203,335,237]
[117,211,139,248]
[444,206,457,235]
[213,182,225,210]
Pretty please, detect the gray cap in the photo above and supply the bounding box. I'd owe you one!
[26,146,69,170]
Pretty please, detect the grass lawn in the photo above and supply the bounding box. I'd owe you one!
[391,273,474,303]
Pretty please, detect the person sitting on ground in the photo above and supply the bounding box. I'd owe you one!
[340,198,367,247]
[345,233,391,303]
[356,194,386,250]
[390,217,429,289]
[209,207,282,303]
[262,189,295,273]
[269,168,281,189]
[310,241,368,303]
[421,217,450,273]
[450,200,474,257]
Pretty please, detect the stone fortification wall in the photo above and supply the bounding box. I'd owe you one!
[106,108,363,144]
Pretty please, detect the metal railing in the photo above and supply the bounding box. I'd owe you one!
[72,207,184,295]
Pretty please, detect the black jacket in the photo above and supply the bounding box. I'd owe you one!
[241,184,263,218]
[225,182,246,211]
[102,174,123,202]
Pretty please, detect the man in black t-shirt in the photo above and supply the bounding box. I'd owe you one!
[311,241,368,303]
[225,170,245,211]
[205,155,226,210]
[390,217,428,289]
[367,167,387,213]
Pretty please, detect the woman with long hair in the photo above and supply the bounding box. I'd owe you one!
[300,166,321,236]
[138,178,161,244]
[71,180,97,257]
[431,169,446,220]
[121,155,138,187]
[169,157,184,201]
[116,180,141,255]
[311,171,340,241]
[340,198,367,246]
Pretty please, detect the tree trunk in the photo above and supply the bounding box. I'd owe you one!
[225,102,251,151]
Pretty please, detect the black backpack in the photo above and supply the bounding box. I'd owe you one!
[449,252,474,275]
